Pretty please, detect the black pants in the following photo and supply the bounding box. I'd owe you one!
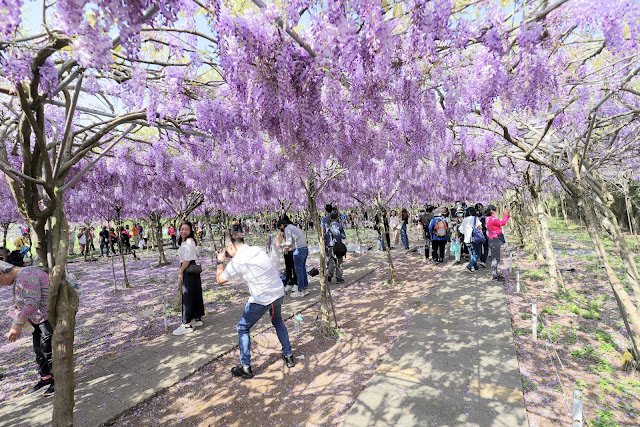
[423,237,431,261]
[182,261,205,324]
[283,250,297,287]
[431,240,446,261]
[171,235,177,248]
[32,320,53,378]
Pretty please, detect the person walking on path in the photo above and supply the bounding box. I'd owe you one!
[132,223,141,248]
[173,221,205,336]
[277,217,309,298]
[1,261,54,397]
[99,226,110,257]
[169,225,177,249]
[276,214,297,293]
[77,227,87,255]
[389,210,400,248]
[401,208,410,249]
[419,206,434,262]
[486,205,510,281]
[320,204,335,277]
[326,211,347,283]
[459,207,483,273]
[374,211,391,251]
[68,225,76,256]
[428,209,448,263]
[216,231,295,379]
[475,203,489,267]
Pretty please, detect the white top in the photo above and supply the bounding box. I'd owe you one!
[78,233,86,245]
[281,224,307,249]
[221,244,285,305]
[389,216,400,231]
[178,239,198,263]
[459,216,481,244]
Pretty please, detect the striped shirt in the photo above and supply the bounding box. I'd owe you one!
[13,267,49,323]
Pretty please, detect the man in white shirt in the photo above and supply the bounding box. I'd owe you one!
[216,231,295,379]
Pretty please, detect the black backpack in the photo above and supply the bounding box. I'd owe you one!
[333,241,347,257]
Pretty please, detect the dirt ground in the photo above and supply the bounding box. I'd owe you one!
[110,252,441,427]
[504,221,640,426]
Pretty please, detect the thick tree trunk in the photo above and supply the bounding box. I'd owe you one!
[528,178,564,292]
[307,185,332,335]
[587,180,640,301]
[156,221,167,265]
[47,203,79,427]
[579,194,640,359]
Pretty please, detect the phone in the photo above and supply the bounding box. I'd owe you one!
[225,250,231,258]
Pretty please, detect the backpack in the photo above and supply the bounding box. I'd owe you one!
[472,217,485,244]
[434,218,447,237]
[333,241,347,257]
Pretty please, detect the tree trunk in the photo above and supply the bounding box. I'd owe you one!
[579,194,640,359]
[1,223,9,254]
[561,194,569,227]
[306,182,332,336]
[587,179,640,302]
[156,220,167,265]
[47,203,80,427]
[375,198,400,285]
[527,177,564,292]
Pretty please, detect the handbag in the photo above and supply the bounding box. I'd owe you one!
[184,262,202,274]
[184,246,202,274]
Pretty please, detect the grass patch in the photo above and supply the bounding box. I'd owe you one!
[594,329,614,344]
[589,409,619,427]
[541,323,563,342]
[524,269,546,281]
[541,305,556,315]
[571,345,599,361]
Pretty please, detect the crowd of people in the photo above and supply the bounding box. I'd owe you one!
[417,201,511,281]
[2,201,511,395]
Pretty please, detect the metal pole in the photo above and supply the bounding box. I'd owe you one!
[572,387,583,427]
[163,301,168,333]
[516,270,521,293]
[532,299,538,340]
[509,252,513,273]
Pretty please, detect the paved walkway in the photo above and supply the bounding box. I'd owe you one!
[0,247,411,427]
[342,264,529,427]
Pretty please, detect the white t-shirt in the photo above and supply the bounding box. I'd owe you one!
[178,239,198,263]
[78,233,86,245]
[459,216,481,244]
[221,244,285,305]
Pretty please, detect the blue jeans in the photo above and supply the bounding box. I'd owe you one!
[293,247,309,291]
[400,223,409,249]
[480,238,489,263]
[237,296,291,367]
[466,242,481,270]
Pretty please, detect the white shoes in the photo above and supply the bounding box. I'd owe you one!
[291,289,310,298]
[191,319,203,327]
[172,324,194,335]
[284,285,293,293]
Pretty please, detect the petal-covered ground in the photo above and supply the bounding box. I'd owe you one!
[109,253,437,427]
[0,227,393,403]
[504,219,640,426]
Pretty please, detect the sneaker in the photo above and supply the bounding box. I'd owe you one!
[479,262,487,268]
[454,261,461,265]
[327,276,332,282]
[43,382,54,397]
[24,378,53,396]
[290,290,303,298]
[466,266,474,273]
[336,278,344,283]
[172,324,194,335]
[302,289,310,296]
[284,285,293,293]
[283,354,296,368]
[191,319,203,327]
[231,365,254,379]
[492,275,506,282]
